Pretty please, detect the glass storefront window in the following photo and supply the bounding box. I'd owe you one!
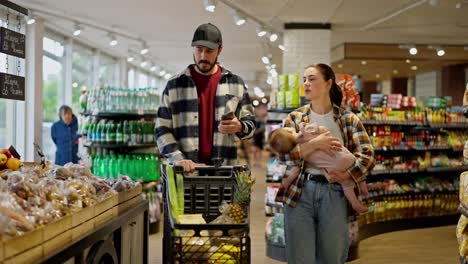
[138,71,148,87]
[72,44,93,112]
[99,53,117,87]
[43,35,65,162]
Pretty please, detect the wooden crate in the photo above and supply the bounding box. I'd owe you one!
[3,185,143,263]
[3,245,42,264]
[118,184,142,204]
[94,193,119,216]
[71,219,95,241]
[43,215,72,241]
[72,205,95,228]
[2,227,43,259]
[43,230,72,259]
[118,195,143,214]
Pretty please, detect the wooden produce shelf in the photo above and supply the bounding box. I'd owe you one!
[2,185,143,264]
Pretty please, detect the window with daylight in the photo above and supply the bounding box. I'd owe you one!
[99,53,117,87]
[72,43,93,112]
[42,33,66,162]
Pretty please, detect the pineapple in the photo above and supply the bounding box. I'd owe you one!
[226,171,255,224]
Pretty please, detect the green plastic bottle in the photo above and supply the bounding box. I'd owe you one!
[116,122,123,144]
[123,120,130,143]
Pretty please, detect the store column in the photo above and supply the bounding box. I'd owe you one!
[283,23,331,75]
[23,18,44,162]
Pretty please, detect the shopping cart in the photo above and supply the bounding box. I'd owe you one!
[162,163,251,264]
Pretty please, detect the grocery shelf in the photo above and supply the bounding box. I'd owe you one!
[363,189,458,200]
[373,146,463,152]
[80,111,157,119]
[427,166,468,173]
[84,142,156,149]
[370,166,467,176]
[361,120,424,126]
[427,123,468,129]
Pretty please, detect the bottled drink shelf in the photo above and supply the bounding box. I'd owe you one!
[80,111,157,119]
[84,142,156,149]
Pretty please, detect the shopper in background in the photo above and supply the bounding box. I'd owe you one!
[51,105,79,166]
[275,63,375,264]
[156,23,256,172]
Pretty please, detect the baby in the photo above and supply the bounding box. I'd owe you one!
[269,123,368,213]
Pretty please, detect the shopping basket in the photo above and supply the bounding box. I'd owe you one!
[162,163,251,264]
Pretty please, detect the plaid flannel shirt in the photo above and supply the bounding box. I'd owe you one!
[275,104,375,207]
[156,65,256,165]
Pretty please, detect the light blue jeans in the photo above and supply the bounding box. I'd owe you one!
[284,180,349,264]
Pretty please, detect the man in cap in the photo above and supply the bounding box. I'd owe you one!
[156,23,256,172]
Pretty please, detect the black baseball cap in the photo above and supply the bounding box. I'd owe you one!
[191,23,222,50]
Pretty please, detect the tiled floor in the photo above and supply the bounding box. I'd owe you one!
[149,152,459,263]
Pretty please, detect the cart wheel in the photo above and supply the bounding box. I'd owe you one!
[86,239,118,264]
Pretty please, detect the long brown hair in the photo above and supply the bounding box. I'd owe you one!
[305,63,343,107]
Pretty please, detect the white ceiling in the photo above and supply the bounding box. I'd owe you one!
[14,0,468,90]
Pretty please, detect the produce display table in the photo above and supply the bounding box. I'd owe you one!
[0,186,148,264]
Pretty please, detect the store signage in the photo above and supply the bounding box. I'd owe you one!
[0,27,26,58]
[0,72,25,101]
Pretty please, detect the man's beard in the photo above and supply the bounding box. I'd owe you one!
[193,55,218,73]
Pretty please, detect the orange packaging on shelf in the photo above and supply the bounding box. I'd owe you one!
[336,74,358,109]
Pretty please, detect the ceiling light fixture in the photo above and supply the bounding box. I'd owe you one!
[203,0,216,12]
[73,23,83,36]
[127,56,134,62]
[159,70,166,76]
[108,33,118,46]
[233,11,246,26]
[411,65,418,71]
[376,74,381,78]
[261,98,268,104]
[27,15,36,25]
[399,44,418,55]
[256,26,267,37]
[261,56,270,65]
[150,65,157,72]
[338,64,343,68]
[393,69,399,74]
[253,100,260,107]
[140,60,148,67]
[436,48,445,56]
[164,73,172,80]
[278,44,285,51]
[361,60,367,65]
[140,42,149,55]
[269,33,278,42]
[406,59,411,63]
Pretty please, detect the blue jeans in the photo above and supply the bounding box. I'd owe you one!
[284,180,349,264]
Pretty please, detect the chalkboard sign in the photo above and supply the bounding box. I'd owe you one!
[0,27,25,58]
[0,72,25,101]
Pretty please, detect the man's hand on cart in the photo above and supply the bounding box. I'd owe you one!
[176,159,206,173]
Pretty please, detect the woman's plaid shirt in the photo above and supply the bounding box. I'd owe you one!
[275,104,375,207]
